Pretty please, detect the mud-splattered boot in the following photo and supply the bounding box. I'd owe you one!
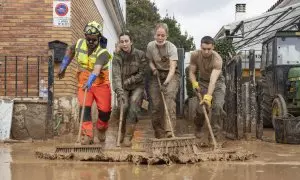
[81,135,93,145]
[154,128,165,139]
[97,127,107,142]
[123,124,135,147]
[194,126,203,138]
[166,131,173,138]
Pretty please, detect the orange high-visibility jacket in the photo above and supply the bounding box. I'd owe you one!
[75,38,112,87]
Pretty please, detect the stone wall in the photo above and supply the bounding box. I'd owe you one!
[10,97,130,139]
[11,98,50,140]
[52,97,119,136]
[52,97,79,136]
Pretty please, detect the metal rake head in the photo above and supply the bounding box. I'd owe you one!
[55,145,103,154]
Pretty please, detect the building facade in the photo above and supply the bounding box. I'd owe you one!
[0,0,125,139]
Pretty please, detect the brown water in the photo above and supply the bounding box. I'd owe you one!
[1,120,300,180]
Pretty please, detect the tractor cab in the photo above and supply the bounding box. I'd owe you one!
[259,31,300,128]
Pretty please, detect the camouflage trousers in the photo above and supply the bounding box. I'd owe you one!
[122,87,144,125]
[149,74,179,136]
[194,76,226,138]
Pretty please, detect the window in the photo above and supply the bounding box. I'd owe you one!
[261,44,267,70]
[277,37,300,65]
[266,41,273,67]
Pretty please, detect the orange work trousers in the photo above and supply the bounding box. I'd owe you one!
[78,84,111,137]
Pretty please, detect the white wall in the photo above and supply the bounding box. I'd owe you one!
[93,0,120,107]
[93,0,119,53]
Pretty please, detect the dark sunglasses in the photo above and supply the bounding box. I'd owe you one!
[84,25,100,35]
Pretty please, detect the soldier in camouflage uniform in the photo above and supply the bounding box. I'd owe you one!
[189,36,226,141]
[146,23,180,138]
[112,32,147,147]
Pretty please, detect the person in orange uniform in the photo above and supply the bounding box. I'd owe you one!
[57,21,112,145]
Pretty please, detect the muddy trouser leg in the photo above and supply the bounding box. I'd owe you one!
[126,87,144,125]
[149,77,165,138]
[194,99,205,137]
[93,84,112,142]
[78,88,94,140]
[163,74,180,133]
[211,80,226,139]
[123,87,144,146]
[120,90,130,142]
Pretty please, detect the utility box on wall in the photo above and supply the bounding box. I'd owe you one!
[48,40,68,62]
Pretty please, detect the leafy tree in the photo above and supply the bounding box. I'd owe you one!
[214,38,236,63]
[126,0,160,51]
[126,0,196,52]
[161,16,196,52]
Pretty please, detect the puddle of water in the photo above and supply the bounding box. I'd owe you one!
[1,162,299,180]
[0,146,12,180]
[276,154,295,157]
[1,142,300,180]
[1,119,300,180]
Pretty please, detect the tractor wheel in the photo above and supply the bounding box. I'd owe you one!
[260,87,273,127]
[272,95,288,128]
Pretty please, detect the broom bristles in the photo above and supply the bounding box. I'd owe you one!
[147,137,201,155]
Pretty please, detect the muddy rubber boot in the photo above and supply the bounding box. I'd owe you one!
[123,124,135,147]
[97,127,107,142]
[154,129,165,139]
[81,135,93,145]
[166,131,173,138]
[194,126,202,138]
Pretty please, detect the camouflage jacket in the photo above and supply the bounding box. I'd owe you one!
[112,47,147,95]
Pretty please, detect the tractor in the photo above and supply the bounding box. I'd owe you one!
[257,31,300,143]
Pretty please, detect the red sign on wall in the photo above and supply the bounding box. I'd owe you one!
[53,0,71,27]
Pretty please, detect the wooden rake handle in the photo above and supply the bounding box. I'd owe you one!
[76,88,88,144]
[157,75,175,137]
[116,101,124,147]
[197,93,218,150]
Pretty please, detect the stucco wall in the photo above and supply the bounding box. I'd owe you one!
[11,98,51,140]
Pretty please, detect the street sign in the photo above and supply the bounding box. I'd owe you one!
[53,0,71,27]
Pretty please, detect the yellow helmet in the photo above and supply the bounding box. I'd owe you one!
[84,21,103,35]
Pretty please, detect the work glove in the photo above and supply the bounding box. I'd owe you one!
[200,94,213,109]
[83,73,97,90]
[192,81,201,94]
[57,55,70,79]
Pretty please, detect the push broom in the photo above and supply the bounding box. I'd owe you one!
[147,75,200,155]
[55,88,103,154]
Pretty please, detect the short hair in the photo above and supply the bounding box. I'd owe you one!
[155,23,169,35]
[119,31,132,41]
[201,36,215,45]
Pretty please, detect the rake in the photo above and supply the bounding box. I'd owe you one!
[146,75,200,155]
[116,101,124,147]
[55,88,102,154]
[197,92,218,150]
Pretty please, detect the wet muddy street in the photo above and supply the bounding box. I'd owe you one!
[1,119,300,180]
